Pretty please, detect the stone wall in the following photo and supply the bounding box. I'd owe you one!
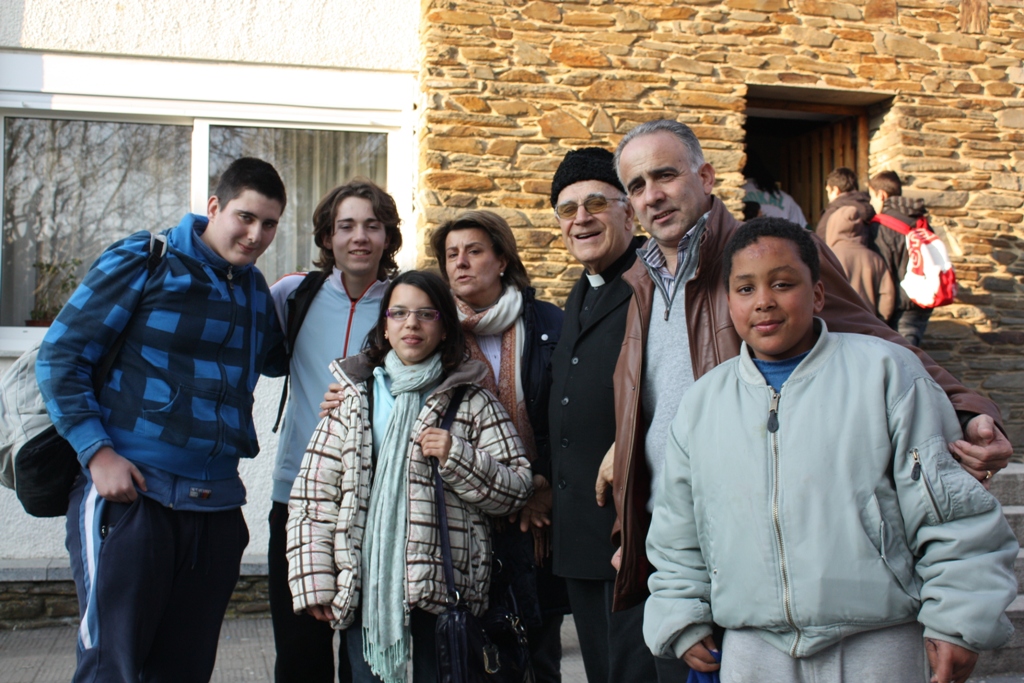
[0,576,269,629]
[418,0,1024,450]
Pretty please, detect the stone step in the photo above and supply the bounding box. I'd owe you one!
[976,596,1024,676]
[991,464,1024,507]
[1002,506,1024,547]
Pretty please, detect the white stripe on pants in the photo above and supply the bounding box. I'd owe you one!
[719,622,929,683]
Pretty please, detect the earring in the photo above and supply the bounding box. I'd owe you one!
[384,331,388,340]
[500,271,505,277]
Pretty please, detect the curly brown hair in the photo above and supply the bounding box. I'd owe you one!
[311,179,402,279]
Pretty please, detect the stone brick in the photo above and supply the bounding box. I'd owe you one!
[522,179,552,195]
[498,69,546,83]
[659,90,745,110]
[522,2,561,23]
[550,42,609,68]
[727,53,768,68]
[491,100,533,116]
[580,80,648,102]
[425,172,495,192]
[997,109,1024,128]
[835,28,874,42]
[640,7,698,21]
[563,12,616,27]
[725,0,789,10]
[988,82,1019,96]
[591,108,616,133]
[428,10,493,26]
[970,193,1024,209]
[787,55,853,76]
[461,47,506,62]
[491,83,575,101]
[877,34,939,59]
[514,41,550,65]
[428,137,487,154]
[794,0,863,20]
[451,95,491,113]
[730,22,781,37]
[864,0,897,22]
[980,276,1019,292]
[487,139,519,156]
[538,111,592,139]
[664,57,715,75]
[781,26,837,48]
[942,46,989,64]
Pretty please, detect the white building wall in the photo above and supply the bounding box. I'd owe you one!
[0,0,419,72]
[0,0,421,569]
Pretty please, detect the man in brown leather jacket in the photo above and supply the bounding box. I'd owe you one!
[596,119,1013,634]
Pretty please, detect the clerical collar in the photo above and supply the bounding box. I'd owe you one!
[586,272,606,288]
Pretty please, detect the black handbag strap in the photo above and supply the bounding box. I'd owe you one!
[431,385,468,604]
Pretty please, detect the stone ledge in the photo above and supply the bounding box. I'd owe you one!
[0,555,268,582]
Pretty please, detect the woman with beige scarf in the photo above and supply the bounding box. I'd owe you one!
[430,210,569,683]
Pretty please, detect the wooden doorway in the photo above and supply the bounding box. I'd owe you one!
[745,94,875,228]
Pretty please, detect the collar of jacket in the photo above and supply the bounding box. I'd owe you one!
[332,354,492,397]
[169,212,258,280]
[736,318,838,388]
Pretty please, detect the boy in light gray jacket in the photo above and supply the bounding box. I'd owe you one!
[644,218,1017,683]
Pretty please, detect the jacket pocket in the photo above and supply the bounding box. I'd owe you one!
[863,492,921,600]
[141,386,223,449]
[911,436,998,525]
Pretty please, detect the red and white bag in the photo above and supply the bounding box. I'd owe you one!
[873,213,957,308]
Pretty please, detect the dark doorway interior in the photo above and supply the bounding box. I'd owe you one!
[745,113,862,228]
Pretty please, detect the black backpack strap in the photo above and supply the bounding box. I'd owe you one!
[431,385,469,602]
[272,270,331,433]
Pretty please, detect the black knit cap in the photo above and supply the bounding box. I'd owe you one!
[550,147,625,208]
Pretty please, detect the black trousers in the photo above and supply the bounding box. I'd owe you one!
[66,475,248,683]
[564,577,690,683]
[268,501,352,683]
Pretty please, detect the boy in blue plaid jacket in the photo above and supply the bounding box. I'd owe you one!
[37,157,289,682]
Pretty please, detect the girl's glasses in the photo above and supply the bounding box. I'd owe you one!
[386,307,441,322]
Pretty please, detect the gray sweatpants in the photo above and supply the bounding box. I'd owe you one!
[719,622,929,683]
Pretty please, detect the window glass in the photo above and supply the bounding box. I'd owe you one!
[209,126,388,285]
[2,118,191,325]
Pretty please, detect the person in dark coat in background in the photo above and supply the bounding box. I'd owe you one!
[815,167,875,237]
[869,170,935,347]
[547,147,677,683]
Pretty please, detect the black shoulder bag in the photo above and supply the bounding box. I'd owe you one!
[432,386,535,683]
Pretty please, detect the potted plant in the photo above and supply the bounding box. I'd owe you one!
[28,258,82,326]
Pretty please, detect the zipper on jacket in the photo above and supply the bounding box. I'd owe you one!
[911,448,942,521]
[768,389,801,655]
[226,266,234,289]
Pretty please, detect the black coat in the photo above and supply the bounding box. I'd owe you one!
[547,238,643,580]
[520,287,564,481]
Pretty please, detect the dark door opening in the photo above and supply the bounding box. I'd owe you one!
[744,86,892,229]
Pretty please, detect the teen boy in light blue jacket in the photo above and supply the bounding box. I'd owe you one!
[644,218,1017,683]
[266,179,402,682]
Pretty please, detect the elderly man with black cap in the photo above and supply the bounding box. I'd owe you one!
[548,148,684,682]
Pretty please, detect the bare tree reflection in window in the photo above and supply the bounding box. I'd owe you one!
[2,118,191,325]
[209,126,388,285]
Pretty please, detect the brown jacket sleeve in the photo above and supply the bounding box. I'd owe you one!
[812,231,1002,426]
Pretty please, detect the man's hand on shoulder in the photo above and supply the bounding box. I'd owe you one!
[950,414,1012,488]
[88,447,147,502]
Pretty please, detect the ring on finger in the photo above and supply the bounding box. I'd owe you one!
[985,469,994,480]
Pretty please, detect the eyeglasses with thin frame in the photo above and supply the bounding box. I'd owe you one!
[386,307,442,322]
[554,194,628,220]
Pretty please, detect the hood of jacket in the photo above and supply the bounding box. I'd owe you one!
[825,205,870,248]
[883,195,927,221]
[167,213,259,281]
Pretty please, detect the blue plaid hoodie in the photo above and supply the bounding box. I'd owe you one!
[37,214,287,511]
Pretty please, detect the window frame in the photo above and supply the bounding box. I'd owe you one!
[0,49,416,345]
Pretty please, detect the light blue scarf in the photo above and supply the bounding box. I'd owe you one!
[362,350,445,683]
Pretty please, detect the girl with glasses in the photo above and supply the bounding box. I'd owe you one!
[286,270,533,683]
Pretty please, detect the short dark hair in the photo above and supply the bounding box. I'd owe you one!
[429,210,531,292]
[868,170,903,198]
[311,179,402,278]
[825,167,858,194]
[363,270,466,372]
[214,157,287,209]
[722,217,821,287]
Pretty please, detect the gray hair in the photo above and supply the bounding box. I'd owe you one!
[613,120,706,183]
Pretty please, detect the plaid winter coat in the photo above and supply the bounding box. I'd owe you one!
[286,354,532,628]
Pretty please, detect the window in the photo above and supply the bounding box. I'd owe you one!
[1,118,388,326]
